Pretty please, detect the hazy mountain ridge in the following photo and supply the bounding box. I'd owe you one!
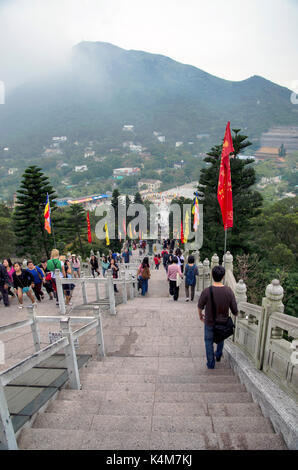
[0,41,297,148]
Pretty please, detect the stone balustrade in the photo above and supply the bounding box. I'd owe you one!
[184,248,298,402]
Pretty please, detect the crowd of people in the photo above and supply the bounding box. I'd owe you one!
[0,238,238,371]
[0,245,137,308]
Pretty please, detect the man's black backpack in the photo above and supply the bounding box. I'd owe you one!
[209,286,235,344]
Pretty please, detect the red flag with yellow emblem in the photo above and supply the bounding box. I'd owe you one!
[217,121,234,229]
[87,211,92,243]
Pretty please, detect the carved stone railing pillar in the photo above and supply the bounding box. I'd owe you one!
[210,253,219,282]
[224,251,233,272]
[197,262,204,293]
[260,279,284,368]
[224,251,236,292]
[203,258,211,290]
[194,251,200,265]
[235,279,247,307]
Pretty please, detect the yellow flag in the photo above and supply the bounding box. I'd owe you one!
[104,222,110,246]
[129,223,133,239]
[184,211,189,243]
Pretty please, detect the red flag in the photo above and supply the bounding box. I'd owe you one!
[180,220,184,244]
[217,121,234,229]
[87,211,92,243]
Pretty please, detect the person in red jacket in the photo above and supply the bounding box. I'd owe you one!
[154,255,160,270]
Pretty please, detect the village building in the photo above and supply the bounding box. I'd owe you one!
[137,179,162,192]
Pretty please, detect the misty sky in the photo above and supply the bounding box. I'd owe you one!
[0,0,297,91]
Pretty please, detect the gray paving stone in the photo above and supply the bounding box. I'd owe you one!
[153,402,208,416]
[97,400,154,416]
[33,412,94,431]
[152,415,213,433]
[81,373,157,383]
[216,433,287,450]
[212,416,274,433]
[47,399,101,414]
[91,415,151,432]
[150,431,219,450]
[207,403,263,417]
[18,428,85,450]
[105,391,154,403]
[81,430,151,449]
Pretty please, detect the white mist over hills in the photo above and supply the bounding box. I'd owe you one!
[0,0,297,92]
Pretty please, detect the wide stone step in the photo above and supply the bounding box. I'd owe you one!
[77,374,240,391]
[207,403,263,417]
[153,391,253,403]
[79,378,245,393]
[18,428,287,450]
[33,412,152,432]
[152,416,273,433]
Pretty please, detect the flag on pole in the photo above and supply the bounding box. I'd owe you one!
[44,193,51,234]
[122,217,127,237]
[192,192,200,232]
[180,220,184,244]
[184,210,189,243]
[217,121,234,229]
[87,211,92,243]
[104,222,110,246]
[129,223,133,239]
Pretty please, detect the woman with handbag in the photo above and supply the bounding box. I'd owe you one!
[167,256,183,301]
[137,257,150,296]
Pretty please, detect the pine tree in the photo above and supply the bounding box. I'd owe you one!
[63,204,87,256]
[198,129,263,259]
[13,166,56,260]
[109,189,122,252]
[0,203,15,258]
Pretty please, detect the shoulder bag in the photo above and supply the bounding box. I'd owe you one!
[209,286,234,344]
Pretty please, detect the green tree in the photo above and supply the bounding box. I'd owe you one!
[251,197,298,269]
[0,203,15,259]
[109,189,122,252]
[198,129,263,260]
[63,204,87,256]
[13,166,56,260]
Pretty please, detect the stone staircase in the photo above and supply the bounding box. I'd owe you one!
[18,356,286,450]
[17,262,287,450]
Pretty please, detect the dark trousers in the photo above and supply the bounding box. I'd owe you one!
[204,325,224,369]
[0,285,9,306]
[169,280,179,301]
[33,283,43,301]
[185,284,195,300]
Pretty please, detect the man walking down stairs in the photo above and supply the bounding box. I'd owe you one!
[18,259,287,450]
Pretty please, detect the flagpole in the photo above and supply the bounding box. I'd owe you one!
[223,228,227,266]
[51,220,57,249]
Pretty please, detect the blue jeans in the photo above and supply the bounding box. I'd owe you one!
[204,325,224,369]
[141,278,148,296]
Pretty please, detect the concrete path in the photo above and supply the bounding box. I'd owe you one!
[14,260,286,450]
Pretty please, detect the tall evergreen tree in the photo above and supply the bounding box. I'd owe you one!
[13,166,56,260]
[198,129,263,259]
[0,203,15,258]
[63,204,87,256]
[109,189,122,252]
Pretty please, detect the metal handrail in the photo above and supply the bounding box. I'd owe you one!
[0,307,105,450]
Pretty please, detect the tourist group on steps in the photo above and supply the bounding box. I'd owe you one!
[0,238,238,370]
